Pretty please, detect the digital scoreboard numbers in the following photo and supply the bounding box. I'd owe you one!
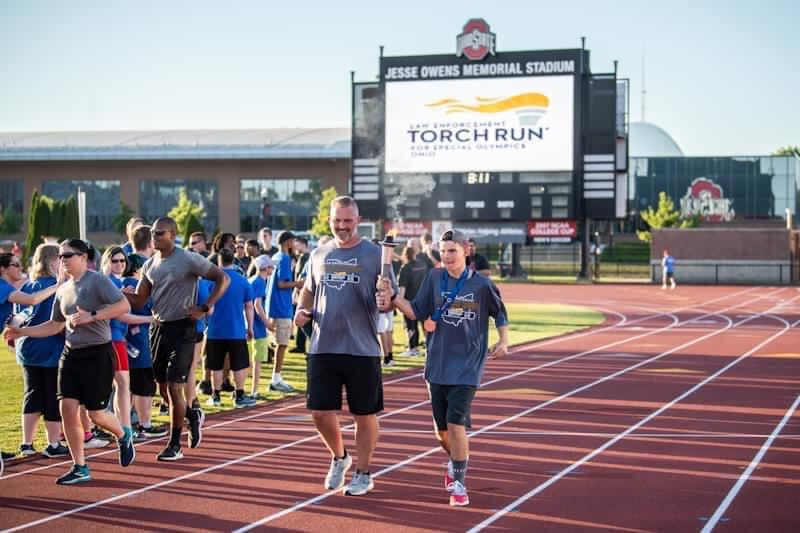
[417,173,531,220]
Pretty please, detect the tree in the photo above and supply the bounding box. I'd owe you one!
[636,191,699,243]
[310,187,339,238]
[0,205,22,234]
[22,191,80,263]
[774,146,800,157]
[112,201,136,235]
[167,188,205,243]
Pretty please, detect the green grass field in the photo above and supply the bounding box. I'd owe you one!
[0,302,603,454]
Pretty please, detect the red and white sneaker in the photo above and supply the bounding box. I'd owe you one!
[449,480,469,506]
[444,471,455,491]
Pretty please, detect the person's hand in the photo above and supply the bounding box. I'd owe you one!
[488,340,508,360]
[247,327,254,341]
[67,306,95,328]
[4,325,23,342]
[294,308,312,327]
[186,305,208,321]
[375,277,392,293]
[267,318,276,332]
[376,288,393,311]
[121,285,136,294]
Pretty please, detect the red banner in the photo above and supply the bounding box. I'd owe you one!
[528,220,577,238]
[383,220,433,240]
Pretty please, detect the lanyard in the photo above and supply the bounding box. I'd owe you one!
[431,268,469,323]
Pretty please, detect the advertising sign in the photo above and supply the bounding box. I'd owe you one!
[528,220,577,243]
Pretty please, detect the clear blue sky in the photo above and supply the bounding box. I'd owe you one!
[1,0,797,155]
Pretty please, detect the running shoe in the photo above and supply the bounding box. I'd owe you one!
[118,431,136,467]
[93,427,114,440]
[158,402,170,415]
[269,379,295,393]
[56,464,91,485]
[19,444,37,457]
[382,356,394,367]
[449,480,469,506]
[188,407,204,449]
[196,380,212,395]
[249,392,268,401]
[43,443,70,458]
[344,471,374,496]
[324,452,352,490]
[220,379,235,392]
[136,423,169,438]
[157,444,184,461]
[2,450,17,460]
[205,395,221,407]
[444,471,455,492]
[84,432,111,449]
[400,348,421,357]
[234,394,257,408]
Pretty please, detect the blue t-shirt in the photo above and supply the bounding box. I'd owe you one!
[250,274,268,339]
[123,277,153,369]
[268,251,294,319]
[196,279,211,334]
[411,268,509,387]
[206,267,253,340]
[663,255,675,273]
[15,276,65,367]
[0,277,15,328]
[107,275,128,341]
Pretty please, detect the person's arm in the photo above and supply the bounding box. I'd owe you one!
[254,296,268,326]
[7,283,59,307]
[488,325,509,359]
[124,276,152,309]
[68,297,131,327]
[187,266,229,320]
[244,301,254,340]
[116,313,153,326]
[4,319,65,341]
[293,287,314,327]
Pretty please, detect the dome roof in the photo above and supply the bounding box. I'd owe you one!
[628,121,683,157]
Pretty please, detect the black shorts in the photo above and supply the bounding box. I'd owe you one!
[22,365,61,422]
[58,343,115,411]
[666,272,674,280]
[205,339,250,371]
[150,318,197,384]
[427,382,477,431]
[306,354,383,415]
[130,367,157,397]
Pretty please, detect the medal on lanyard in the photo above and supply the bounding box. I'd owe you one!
[425,269,468,333]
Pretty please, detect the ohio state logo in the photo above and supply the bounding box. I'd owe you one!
[680,177,735,222]
[456,18,496,61]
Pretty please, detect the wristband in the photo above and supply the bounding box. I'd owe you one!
[199,304,210,313]
[91,310,97,320]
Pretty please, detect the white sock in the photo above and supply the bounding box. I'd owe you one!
[272,372,282,384]
[49,441,60,447]
[448,459,454,476]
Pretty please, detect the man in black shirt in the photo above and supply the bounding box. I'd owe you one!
[467,239,491,277]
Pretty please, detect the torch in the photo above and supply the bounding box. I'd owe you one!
[379,229,399,279]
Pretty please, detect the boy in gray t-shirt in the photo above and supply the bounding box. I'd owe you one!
[378,229,509,507]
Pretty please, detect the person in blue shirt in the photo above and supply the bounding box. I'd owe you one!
[662,249,677,289]
[267,231,304,393]
[1,252,62,333]
[248,255,275,400]
[378,229,509,507]
[204,248,256,408]
[13,244,69,458]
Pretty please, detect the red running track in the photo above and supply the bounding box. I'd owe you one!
[1,284,799,532]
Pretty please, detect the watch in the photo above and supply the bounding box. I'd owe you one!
[199,304,210,313]
[90,310,97,320]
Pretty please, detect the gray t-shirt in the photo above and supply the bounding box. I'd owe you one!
[411,268,508,386]
[142,247,214,322]
[304,239,384,357]
[52,270,125,349]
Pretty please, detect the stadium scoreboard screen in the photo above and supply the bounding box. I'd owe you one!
[351,19,628,231]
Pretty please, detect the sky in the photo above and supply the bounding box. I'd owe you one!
[1,0,797,156]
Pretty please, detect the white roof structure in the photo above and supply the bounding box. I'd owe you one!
[0,128,351,161]
[628,121,683,157]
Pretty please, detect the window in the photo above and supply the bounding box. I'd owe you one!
[240,178,321,232]
[139,181,218,233]
[43,180,120,232]
[0,180,23,233]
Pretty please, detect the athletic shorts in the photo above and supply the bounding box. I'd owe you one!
[272,318,292,346]
[427,382,477,431]
[112,340,130,372]
[22,365,61,422]
[376,312,393,334]
[206,339,250,371]
[665,271,674,280]
[249,337,269,363]
[150,318,196,384]
[58,343,115,411]
[130,367,157,397]
[306,354,383,415]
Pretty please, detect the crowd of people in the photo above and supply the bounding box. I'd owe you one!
[0,196,510,507]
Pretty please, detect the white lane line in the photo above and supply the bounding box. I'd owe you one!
[467,312,799,533]
[701,393,800,533]
[0,288,771,531]
[234,293,788,532]
[1,286,759,480]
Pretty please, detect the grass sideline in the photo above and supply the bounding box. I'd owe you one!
[0,302,603,454]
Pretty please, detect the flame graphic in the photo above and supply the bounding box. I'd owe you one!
[426,92,549,115]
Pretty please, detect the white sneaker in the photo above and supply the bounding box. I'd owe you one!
[324,453,352,490]
[449,480,469,506]
[399,349,418,357]
[83,437,111,449]
[344,471,374,496]
[269,379,295,393]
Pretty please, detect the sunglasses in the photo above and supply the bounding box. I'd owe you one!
[190,240,202,246]
[59,252,83,259]
[111,258,126,264]
[153,229,168,237]
[7,262,21,268]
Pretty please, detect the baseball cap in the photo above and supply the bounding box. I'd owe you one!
[439,229,469,245]
[277,230,296,246]
[254,254,275,270]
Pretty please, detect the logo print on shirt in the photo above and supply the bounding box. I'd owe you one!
[441,293,478,327]
[323,258,362,290]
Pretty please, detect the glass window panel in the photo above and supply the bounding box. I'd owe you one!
[0,180,24,232]
[240,178,322,232]
[552,196,569,207]
[551,207,569,218]
[43,180,120,232]
[139,180,218,234]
